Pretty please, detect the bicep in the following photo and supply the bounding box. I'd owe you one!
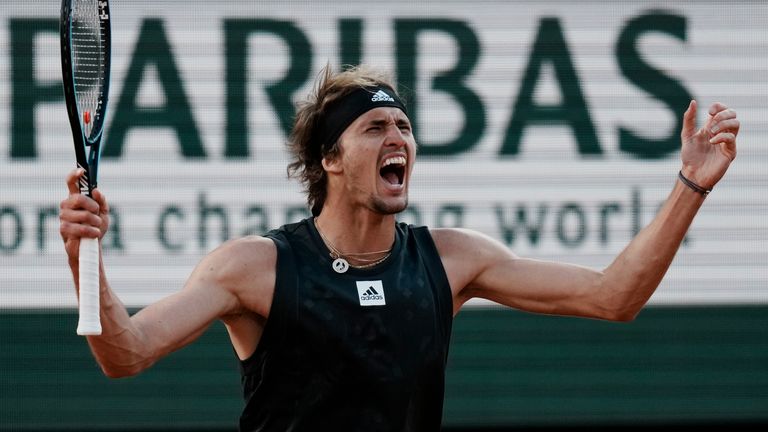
[435,228,609,319]
[128,261,240,361]
[129,237,272,362]
[467,257,610,318]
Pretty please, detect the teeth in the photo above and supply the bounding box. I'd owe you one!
[382,156,406,167]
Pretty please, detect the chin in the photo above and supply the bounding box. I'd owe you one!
[371,196,409,215]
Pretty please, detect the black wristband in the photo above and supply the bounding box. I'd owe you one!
[678,170,711,196]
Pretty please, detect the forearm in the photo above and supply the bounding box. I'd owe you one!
[69,254,153,378]
[602,100,739,318]
[602,178,706,319]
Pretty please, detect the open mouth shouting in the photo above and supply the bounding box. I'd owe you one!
[379,154,407,190]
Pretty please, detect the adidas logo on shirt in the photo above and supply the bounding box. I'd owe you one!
[371,89,395,102]
[356,280,386,306]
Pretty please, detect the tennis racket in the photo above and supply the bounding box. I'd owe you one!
[60,0,112,335]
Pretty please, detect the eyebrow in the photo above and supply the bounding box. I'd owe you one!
[367,117,411,128]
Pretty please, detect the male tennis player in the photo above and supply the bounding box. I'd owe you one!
[60,65,739,431]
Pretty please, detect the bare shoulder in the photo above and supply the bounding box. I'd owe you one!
[189,235,277,317]
[429,227,517,262]
[427,228,518,303]
[199,235,276,277]
[211,235,276,266]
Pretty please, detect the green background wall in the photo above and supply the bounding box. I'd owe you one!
[2,307,766,430]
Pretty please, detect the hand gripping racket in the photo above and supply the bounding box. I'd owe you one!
[60,0,111,335]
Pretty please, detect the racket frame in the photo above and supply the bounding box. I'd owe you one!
[60,0,112,336]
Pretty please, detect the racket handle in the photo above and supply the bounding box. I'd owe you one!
[77,237,102,335]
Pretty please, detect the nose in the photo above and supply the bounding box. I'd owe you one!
[383,123,407,148]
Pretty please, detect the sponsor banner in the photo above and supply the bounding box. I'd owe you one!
[1,1,766,307]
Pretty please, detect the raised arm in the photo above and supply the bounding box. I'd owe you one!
[59,169,274,377]
[439,100,739,321]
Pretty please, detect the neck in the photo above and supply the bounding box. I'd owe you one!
[314,204,396,257]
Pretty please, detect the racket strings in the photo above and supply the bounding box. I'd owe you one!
[71,0,106,140]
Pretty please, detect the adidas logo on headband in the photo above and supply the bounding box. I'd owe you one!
[316,85,408,165]
[371,89,395,102]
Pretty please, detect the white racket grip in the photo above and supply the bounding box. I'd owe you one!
[77,237,102,335]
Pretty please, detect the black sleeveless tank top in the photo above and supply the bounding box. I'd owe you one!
[238,218,453,431]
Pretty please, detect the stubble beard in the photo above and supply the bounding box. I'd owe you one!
[370,195,409,215]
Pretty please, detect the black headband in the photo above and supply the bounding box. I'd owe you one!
[316,85,408,153]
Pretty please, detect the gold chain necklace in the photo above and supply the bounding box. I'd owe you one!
[315,219,393,273]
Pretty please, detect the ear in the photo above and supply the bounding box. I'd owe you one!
[322,154,343,174]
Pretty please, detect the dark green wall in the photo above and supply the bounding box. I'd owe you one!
[445,307,768,427]
[1,307,767,430]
